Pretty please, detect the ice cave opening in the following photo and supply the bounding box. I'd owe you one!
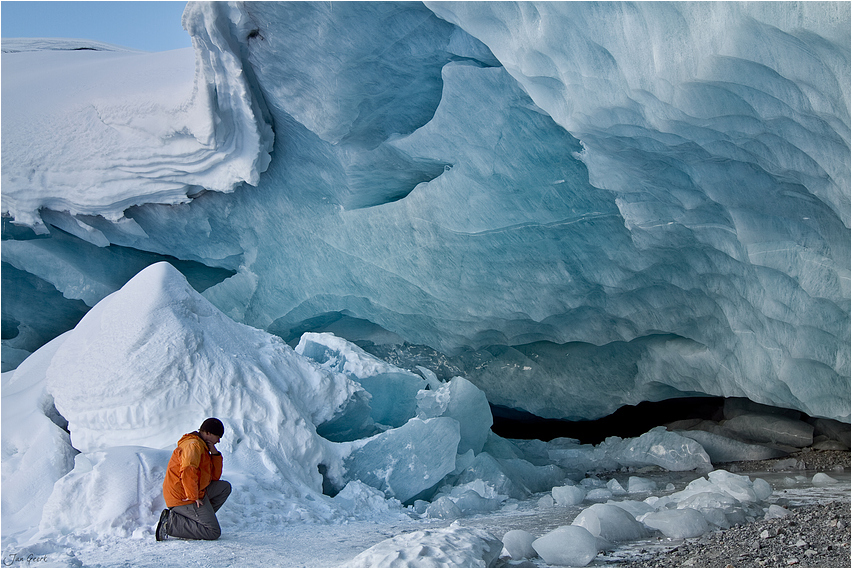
[491,396,728,445]
[489,394,850,462]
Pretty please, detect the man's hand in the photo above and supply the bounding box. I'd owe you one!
[206,440,220,455]
[195,499,204,508]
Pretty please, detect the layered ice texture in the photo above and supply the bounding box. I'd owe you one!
[2,2,850,425]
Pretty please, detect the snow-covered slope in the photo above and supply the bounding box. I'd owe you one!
[2,1,849,424]
[1,1,273,231]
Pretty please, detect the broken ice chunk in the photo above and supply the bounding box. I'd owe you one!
[676,429,787,463]
[502,529,536,560]
[627,476,657,494]
[297,332,427,428]
[572,503,648,541]
[642,508,709,539]
[341,417,460,502]
[532,525,598,567]
[416,376,492,454]
[601,427,712,472]
[812,472,838,485]
[552,484,586,506]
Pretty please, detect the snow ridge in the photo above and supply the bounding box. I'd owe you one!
[1,37,139,53]
[0,3,273,232]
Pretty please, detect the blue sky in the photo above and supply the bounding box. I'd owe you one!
[1,1,191,52]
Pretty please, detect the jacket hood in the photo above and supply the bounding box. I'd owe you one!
[178,432,203,445]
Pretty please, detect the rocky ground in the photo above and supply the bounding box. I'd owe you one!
[720,449,851,475]
[619,450,851,568]
[628,500,849,568]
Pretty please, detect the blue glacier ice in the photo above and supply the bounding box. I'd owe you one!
[2,1,849,427]
[417,376,493,454]
[296,332,427,433]
[338,417,461,503]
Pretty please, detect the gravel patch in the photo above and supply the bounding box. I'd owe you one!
[627,500,850,568]
[615,450,851,568]
[719,449,851,475]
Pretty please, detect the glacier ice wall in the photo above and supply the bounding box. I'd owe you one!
[2,1,849,422]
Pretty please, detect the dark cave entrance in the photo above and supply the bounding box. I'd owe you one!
[490,396,728,445]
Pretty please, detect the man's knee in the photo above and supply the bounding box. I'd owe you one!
[208,480,231,513]
[209,479,231,497]
[202,526,221,540]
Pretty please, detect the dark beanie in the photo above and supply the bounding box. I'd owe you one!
[199,417,224,437]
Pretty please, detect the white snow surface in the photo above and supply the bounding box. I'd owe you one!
[350,523,502,568]
[1,1,273,231]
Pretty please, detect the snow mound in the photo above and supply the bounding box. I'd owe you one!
[5,262,373,543]
[1,3,273,231]
[45,262,359,456]
[1,335,78,543]
[37,447,171,540]
[350,524,502,568]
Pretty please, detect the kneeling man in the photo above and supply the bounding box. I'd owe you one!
[156,418,231,540]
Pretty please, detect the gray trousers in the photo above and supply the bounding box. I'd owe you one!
[167,479,231,540]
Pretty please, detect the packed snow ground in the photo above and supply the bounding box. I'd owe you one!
[3,263,849,567]
[4,470,849,567]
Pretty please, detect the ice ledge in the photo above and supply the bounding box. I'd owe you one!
[1,2,273,232]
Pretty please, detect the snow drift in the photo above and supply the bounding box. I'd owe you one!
[1,1,273,232]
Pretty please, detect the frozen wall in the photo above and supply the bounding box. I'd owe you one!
[1,1,849,422]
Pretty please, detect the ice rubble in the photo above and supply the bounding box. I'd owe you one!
[2,1,849,426]
[1,262,817,566]
[484,468,786,566]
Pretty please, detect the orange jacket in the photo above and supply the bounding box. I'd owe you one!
[163,432,223,508]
